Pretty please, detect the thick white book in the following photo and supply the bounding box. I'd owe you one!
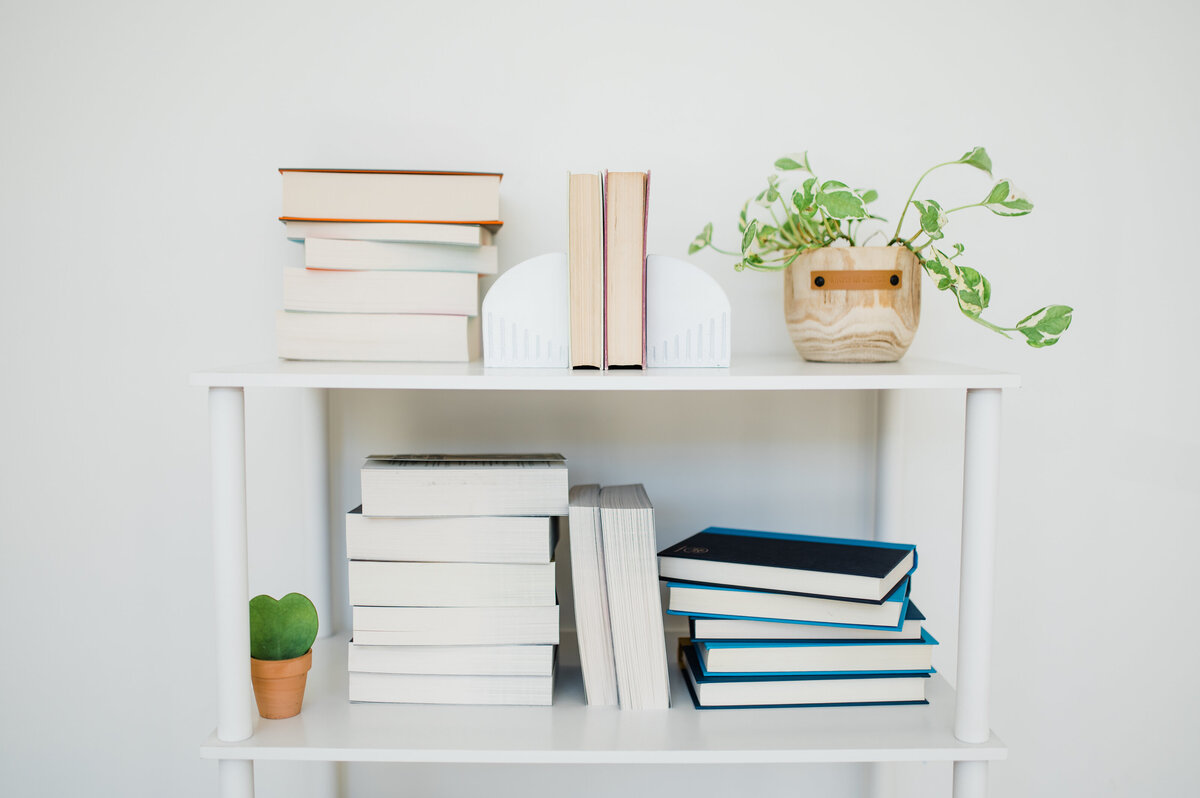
[345,508,557,563]
[304,238,498,273]
[283,268,478,315]
[360,454,569,517]
[280,168,501,223]
[285,220,494,246]
[347,642,556,676]
[348,561,556,607]
[275,311,479,362]
[352,606,560,646]
[349,670,555,706]
[600,484,670,710]
[695,631,937,675]
[567,485,618,706]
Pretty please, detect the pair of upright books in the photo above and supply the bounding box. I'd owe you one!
[346,454,568,706]
[277,169,503,361]
[568,171,650,369]
[657,527,936,709]
[567,484,671,709]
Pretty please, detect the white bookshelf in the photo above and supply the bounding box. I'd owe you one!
[192,355,1017,797]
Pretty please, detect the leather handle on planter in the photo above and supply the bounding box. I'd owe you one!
[811,270,902,290]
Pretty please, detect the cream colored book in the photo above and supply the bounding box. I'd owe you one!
[285,220,494,245]
[282,268,478,315]
[304,238,498,273]
[568,172,604,368]
[275,311,479,362]
[280,168,502,223]
[603,171,649,368]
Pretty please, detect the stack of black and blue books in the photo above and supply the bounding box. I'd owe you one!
[657,527,936,709]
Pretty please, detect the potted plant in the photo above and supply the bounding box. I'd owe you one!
[689,148,1073,362]
[249,592,319,719]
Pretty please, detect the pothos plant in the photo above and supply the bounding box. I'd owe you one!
[689,148,1073,347]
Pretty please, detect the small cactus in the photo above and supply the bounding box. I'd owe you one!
[249,593,319,661]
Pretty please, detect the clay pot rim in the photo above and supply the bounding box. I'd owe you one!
[250,648,313,679]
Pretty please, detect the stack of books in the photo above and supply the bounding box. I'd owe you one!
[568,484,671,709]
[276,168,503,362]
[346,454,568,705]
[567,171,650,369]
[657,527,937,709]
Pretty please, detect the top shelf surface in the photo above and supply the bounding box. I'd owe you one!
[190,355,1019,391]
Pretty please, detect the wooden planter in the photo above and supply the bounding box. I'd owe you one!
[250,649,312,719]
[783,246,921,362]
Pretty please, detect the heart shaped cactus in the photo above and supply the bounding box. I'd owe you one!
[249,593,319,661]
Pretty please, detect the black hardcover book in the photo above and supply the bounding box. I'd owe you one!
[657,527,916,602]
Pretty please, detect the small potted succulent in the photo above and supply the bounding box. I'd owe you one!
[689,147,1073,362]
[249,592,319,719]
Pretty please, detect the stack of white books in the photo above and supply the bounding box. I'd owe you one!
[277,168,503,362]
[346,454,569,705]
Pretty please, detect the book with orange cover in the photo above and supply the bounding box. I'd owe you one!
[603,171,649,369]
[280,168,502,226]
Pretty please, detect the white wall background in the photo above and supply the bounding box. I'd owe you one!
[2,1,1197,796]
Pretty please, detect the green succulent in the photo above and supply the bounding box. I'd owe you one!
[690,147,1073,348]
[249,593,319,661]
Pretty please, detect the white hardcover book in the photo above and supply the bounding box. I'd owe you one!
[348,561,556,607]
[286,220,493,246]
[276,311,479,362]
[567,485,618,706]
[304,238,498,273]
[280,169,501,223]
[283,268,478,315]
[690,614,925,641]
[349,670,555,706]
[360,454,569,517]
[600,484,670,710]
[352,606,560,646]
[347,643,556,676]
[345,508,556,563]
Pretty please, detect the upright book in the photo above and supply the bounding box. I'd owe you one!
[603,171,649,368]
[568,172,604,369]
[600,484,670,710]
[658,527,916,602]
[279,168,502,224]
[567,484,618,706]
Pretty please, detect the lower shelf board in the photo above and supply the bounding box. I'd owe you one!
[200,633,1006,764]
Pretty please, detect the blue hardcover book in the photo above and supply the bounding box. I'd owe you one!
[680,644,931,709]
[658,527,917,602]
[694,630,938,677]
[667,577,912,630]
[689,602,926,642]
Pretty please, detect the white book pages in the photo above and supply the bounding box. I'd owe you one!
[567,484,618,706]
[599,484,670,710]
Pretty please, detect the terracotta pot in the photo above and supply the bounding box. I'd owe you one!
[783,246,921,363]
[250,649,312,719]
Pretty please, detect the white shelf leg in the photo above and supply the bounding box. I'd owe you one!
[952,760,988,798]
[297,387,333,637]
[218,760,254,798]
[210,387,254,743]
[869,389,904,798]
[952,388,1002,798]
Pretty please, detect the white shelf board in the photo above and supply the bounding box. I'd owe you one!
[201,634,1006,765]
[190,355,1019,391]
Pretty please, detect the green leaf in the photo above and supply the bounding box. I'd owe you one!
[916,199,947,240]
[816,189,867,219]
[1017,305,1074,344]
[249,593,319,661]
[956,289,984,317]
[956,146,993,175]
[741,219,758,253]
[982,180,1034,216]
[860,189,879,204]
[688,222,712,254]
[774,152,809,171]
[984,180,1010,205]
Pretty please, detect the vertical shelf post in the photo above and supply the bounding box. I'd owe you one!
[952,387,1002,798]
[210,386,254,742]
[297,387,333,637]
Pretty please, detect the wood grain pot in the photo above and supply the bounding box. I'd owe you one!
[783,246,921,362]
[250,649,312,719]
